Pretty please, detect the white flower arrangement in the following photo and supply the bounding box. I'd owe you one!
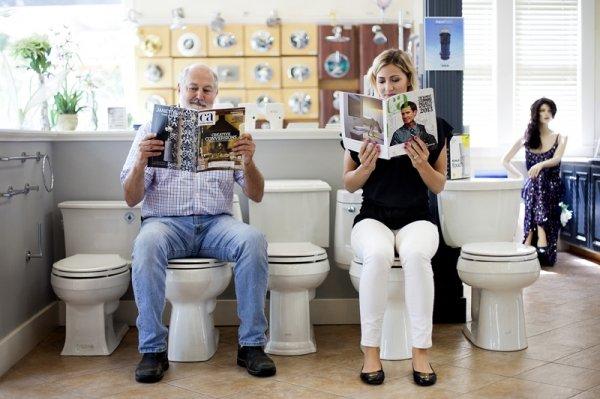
[559,202,573,227]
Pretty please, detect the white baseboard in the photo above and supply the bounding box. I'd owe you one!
[0,302,58,377]
[59,298,360,327]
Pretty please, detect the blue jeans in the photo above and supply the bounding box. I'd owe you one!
[131,214,269,353]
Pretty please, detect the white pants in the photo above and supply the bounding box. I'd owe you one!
[351,218,439,349]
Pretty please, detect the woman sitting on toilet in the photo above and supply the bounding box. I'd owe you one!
[343,49,453,386]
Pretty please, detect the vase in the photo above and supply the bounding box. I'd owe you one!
[57,114,78,131]
[38,74,51,131]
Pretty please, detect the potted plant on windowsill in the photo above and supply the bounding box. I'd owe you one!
[54,84,84,131]
[11,35,53,130]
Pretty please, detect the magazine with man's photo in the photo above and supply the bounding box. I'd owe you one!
[148,104,245,172]
[340,88,437,159]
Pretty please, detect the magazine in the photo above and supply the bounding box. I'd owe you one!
[340,88,437,159]
[148,105,245,172]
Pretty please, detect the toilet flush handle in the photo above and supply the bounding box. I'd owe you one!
[347,206,356,213]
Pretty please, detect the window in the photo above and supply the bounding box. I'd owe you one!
[463,0,592,152]
[514,0,580,144]
[0,2,134,130]
[462,0,496,148]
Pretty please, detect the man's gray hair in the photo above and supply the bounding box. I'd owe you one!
[178,63,219,90]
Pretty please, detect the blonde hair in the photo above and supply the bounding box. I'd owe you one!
[369,49,418,92]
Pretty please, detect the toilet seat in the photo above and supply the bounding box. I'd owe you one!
[460,242,537,263]
[167,258,228,270]
[459,242,540,275]
[352,257,403,268]
[52,254,129,278]
[267,242,329,276]
[267,242,327,263]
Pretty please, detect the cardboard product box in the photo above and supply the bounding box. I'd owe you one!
[447,133,470,180]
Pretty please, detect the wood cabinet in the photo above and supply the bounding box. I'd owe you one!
[318,26,359,79]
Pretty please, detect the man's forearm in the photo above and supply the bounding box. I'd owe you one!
[123,164,146,207]
[243,160,264,202]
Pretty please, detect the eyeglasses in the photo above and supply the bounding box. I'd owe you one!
[186,85,215,95]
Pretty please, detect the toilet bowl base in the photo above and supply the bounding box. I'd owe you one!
[462,289,528,351]
[62,303,129,356]
[265,334,317,356]
[168,303,220,362]
[380,305,412,360]
[266,289,317,356]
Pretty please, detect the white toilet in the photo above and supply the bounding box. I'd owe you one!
[165,258,231,361]
[249,180,331,355]
[52,196,242,358]
[438,178,540,351]
[165,194,241,362]
[334,189,412,360]
[52,201,139,355]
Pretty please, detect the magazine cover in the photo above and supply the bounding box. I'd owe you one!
[198,108,244,171]
[148,105,244,172]
[340,88,437,159]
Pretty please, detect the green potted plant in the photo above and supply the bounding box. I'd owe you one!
[11,35,52,130]
[54,84,84,131]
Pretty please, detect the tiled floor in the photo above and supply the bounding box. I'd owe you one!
[1,252,599,398]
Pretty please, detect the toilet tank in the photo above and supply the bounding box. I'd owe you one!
[437,178,523,248]
[59,195,242,260]
[334,189,363,266]
[59,201,141,260]
[248,180,331,247]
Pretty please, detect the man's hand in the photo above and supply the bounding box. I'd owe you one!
[358,139,380,173]
[233,133,256,166]
[136,133,165,169]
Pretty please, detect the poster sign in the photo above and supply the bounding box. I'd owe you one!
[424,17,464,71]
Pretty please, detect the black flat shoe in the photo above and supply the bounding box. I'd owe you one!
[237,345,276,377]
[413,363,436,386]
[135,351,169,383]
[536,246,551,266]
[360,367,385,385]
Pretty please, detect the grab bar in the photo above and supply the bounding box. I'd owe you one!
[1,183,40,198]
[0,151,44,163]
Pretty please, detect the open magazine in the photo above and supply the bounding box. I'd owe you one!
[148,105,244,172]
[340,88,437,159]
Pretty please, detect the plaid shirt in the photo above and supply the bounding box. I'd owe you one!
[120,122,246,218]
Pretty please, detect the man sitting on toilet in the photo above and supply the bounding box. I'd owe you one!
[120,63,275,383]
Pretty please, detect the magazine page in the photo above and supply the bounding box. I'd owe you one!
[198,107,245,171]
[386,88,437,158]
[340,92,390,159]
[148,104,199,172]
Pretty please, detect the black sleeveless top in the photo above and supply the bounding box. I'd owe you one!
[348,117,454,230]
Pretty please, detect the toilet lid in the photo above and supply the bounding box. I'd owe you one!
[267,242,328,264]
[52,254,130,278]
[352,256,402,268]
[461,242,537,262]
[167,258,228,269]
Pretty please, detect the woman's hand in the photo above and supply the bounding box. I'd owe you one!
[528,163,544,179]
[358,139,380,173]
[405,136,430,170]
